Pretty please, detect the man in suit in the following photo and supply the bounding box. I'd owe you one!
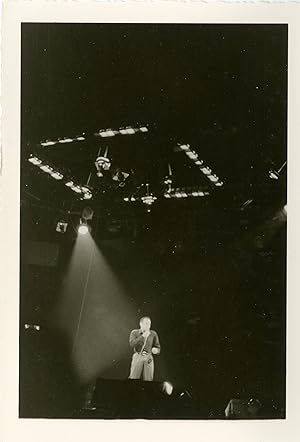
[128,317,161,381]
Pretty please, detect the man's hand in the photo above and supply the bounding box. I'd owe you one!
[152,347,159,355]
[142,330,150,338]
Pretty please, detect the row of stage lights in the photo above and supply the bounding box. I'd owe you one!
[28,155,93,200]
[177,144,224,187]
[95,125,148,138]
[164,189,210,198]
[40,135,86,147]
[39,125,149,147]
[123,187,210,203]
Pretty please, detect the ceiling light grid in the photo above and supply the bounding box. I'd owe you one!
[40,134,86,147]
[28,154,93,200]
[177,143,224,187]
[94,125,149,138]
[164,187,210,199]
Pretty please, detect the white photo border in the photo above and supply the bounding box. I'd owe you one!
[1,2,300,442]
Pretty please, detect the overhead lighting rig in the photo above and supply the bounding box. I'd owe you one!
[94,125,149,138]
[28,154,93,200]
[141,184,157,212]
[124,183,157,212]
[65,181,93,199]
[164,163,173,193]
[28,155,64,180]
[176,143,224,187]
[40,134,86,147]
[95,146,111,177]
[39,125,148,147]
[164,187,210,199]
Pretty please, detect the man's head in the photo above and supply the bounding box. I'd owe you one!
[140,316,151,331]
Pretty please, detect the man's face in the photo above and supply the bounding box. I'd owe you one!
[140,318,151,331]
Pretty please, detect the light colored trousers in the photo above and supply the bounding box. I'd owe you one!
[129,352,154,381]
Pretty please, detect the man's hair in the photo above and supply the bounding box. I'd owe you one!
[140,316,151,323]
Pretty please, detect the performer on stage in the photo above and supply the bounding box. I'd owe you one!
[128,316,161,381]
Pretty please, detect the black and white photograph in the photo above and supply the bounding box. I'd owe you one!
[18,22,288,420]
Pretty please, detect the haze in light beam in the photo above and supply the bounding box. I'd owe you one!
[56,232,137,383]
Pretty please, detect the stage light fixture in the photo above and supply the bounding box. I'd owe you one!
[82,189,93,200]
[141,195,157,205]
[207,175,218,182]
[178,144,190,151]
[112,169,130,187]
[51,171,64,180]
[71,185,82,193]
[139,126,148,132]
[40,140,56,147]
[28,156,42,165]
[186,151,198,160]
[76,136,85,141]
[59,138,73,143]
[269,170,280,180]
[125,127,135,135]
[200,167,211,175]
[269,161,286,181]
[65,181,74,187]
[98,129,115,138]
[40,165,53,173]
[24,324,40,331]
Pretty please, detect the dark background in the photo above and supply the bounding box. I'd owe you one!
[20,23,287,418]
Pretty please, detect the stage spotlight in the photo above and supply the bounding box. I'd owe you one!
[78,224,89,235]
[162,381,173,396]
[283,204,287,215]
[269,170,280,180]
